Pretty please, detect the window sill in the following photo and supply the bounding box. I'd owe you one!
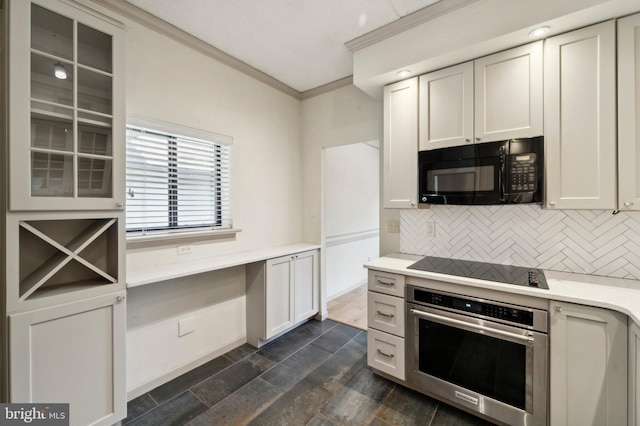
[126,228,242,248]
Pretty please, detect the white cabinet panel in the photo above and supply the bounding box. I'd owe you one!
[367,328,405,380]
[246,250,319,347]
[475,41,543,143]
[293,250,319,323]
[9,292,126,426]
[618,13,640,211]
[265,256,295,338]
[545,21,617,210]
[630,321,640,426]
[367,291,404,337]
[419,62,474,150]
[549,301,627,426]
[383,78,418,208]
[368,270,405,298]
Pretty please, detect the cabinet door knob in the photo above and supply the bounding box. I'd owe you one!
[554,305,563,312]
[465,138,471,143]
[475,137,481,142]
[549,201,556,207]
[116,295,126,303]
[624,202,634,207]
[116,202,124,207]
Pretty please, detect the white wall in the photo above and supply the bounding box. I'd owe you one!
[324,143,379,299]
[301,85,382,314]
[83,4,306,396]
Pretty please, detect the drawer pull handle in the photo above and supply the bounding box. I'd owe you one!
[376,279,394,287]
[377,311,395,319]
[377,349,394,359]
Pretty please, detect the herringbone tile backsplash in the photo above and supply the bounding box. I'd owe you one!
[400,206,640,280]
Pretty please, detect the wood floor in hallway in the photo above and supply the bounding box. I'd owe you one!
[327,284,367,331]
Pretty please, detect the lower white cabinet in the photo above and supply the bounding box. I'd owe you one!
[549,300,627,426]
[367,271,405,380]
[630,320,640,426]
[9,291,126,426]
[246,249,319,347]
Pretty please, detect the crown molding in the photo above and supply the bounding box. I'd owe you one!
[346,0,480,52]
[300,76,353,100]
[90,0,303,99]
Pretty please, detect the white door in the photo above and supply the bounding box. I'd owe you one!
[419,62,474,150]
[383,78,418,208]
[265,256,294,338]
[9,292,126,426]
[474,41,543,143]
[549,301,627,426]
[545,21,617,210]
[293,250,319,323]
[618,13,640,211]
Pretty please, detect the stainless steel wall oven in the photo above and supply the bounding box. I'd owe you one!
[406,286,548,426]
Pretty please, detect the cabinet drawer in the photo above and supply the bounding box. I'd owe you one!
[367,328,405,380]
[368,270,405,297]
[367,291,404,337]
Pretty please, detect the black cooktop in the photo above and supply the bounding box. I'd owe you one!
[407,256,548,289]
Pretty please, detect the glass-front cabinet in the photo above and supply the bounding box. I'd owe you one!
[8,0,124,211]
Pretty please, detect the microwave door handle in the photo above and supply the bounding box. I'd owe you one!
[499,148,506,202]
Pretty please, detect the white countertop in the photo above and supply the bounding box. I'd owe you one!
[365,254,640,324]
[127,243,321,287]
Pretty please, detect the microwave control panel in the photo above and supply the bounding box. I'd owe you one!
[507,153,537,193]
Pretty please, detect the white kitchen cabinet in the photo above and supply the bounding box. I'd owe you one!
[618,13,640,212]
[383,78,418,208]
[7,0,125,211]
[419,62,474,150]
[549,300,627,426]
[544,21,617,210]
[367,270,405,380]
[419,42,542,151]
[630,320,640,426]
[246,249,319,347]
[9,292,126,426]
[474,41,543,143]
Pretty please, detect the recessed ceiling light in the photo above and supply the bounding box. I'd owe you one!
[397,70,411,78]
[528,26,550,39]
[54,62,68,80]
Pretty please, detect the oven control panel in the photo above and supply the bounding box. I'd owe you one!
[414,290,534,327]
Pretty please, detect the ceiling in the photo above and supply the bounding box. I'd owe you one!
[123,0,442,93]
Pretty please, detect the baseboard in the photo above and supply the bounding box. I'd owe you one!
[327,280,367,302]
[126,336,246,401]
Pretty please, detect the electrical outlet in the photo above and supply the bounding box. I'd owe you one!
[177,245,193,256]
[426,221,436,237]
[387,219,400,233]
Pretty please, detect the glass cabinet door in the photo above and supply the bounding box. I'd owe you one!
[9,0,124,211]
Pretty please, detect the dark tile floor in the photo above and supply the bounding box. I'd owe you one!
[124,320,495,426]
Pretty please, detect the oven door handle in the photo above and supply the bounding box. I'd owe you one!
[410,309,534,344]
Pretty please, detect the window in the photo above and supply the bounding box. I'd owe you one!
[125,118,232,236]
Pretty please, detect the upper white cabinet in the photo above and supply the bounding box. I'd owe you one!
[544,21,617,210]
[419,62,474,150]
[474,41,543,143]
[618,13,640,212]
[549,301,627,426]
[383,78,418,208]
[419,42,543,151]
[7,0,125,211]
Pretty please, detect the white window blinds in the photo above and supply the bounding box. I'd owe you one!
[125,120,232,235]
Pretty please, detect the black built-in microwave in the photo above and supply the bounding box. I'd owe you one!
[418,137,544,205]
